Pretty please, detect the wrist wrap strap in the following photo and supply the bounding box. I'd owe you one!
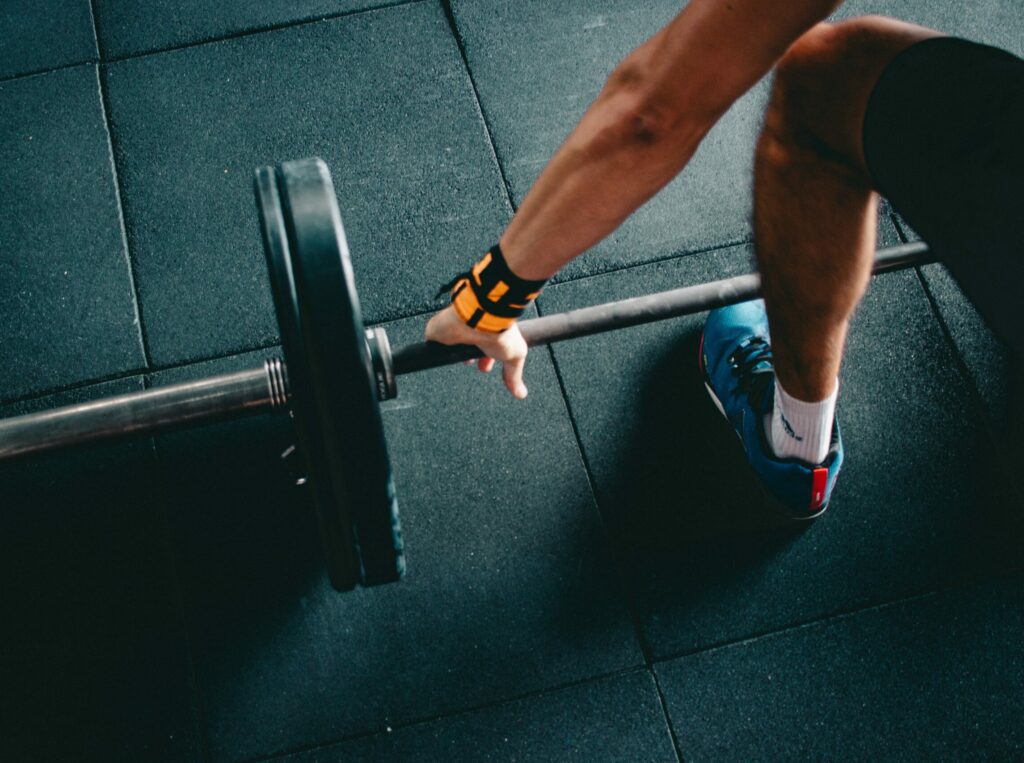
[438,244,546,333]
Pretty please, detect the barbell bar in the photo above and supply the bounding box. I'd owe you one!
[389,239,933,377]
[0,157,934,592]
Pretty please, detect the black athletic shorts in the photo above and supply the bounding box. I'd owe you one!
[863,37,1024,356]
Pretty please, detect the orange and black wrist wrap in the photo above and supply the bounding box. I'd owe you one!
[438,245,546,333]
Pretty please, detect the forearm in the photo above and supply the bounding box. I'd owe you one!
[500,75,713,280]
[500,0,843,281]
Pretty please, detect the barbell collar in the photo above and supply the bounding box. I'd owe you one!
[390,241,934,376]
[0,359,290,461]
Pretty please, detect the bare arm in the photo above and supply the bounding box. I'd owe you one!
[501,0,844,277]
[427,0,843,397]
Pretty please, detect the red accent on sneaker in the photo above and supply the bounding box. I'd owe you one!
[810,467,829,511]
[698,331,706,373]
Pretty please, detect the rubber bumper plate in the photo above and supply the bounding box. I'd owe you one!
[254,157,404,591]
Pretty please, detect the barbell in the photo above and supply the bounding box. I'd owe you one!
[0,157,933,592]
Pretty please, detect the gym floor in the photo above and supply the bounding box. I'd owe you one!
[1,1,1022,760]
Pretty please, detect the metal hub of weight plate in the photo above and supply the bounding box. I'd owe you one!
[255,157,404,591]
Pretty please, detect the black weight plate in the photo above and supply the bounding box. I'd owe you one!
[268,157,404,588]
[255,164,362,591]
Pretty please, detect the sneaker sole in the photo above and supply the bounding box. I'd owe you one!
[699,329,829,522]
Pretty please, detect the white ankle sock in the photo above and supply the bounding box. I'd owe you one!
[766,378,837,465]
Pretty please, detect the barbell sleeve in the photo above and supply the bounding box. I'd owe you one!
[0,359,290,461]
[390,241,934,375]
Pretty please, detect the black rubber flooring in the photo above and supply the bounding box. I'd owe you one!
[1,1,1021,760]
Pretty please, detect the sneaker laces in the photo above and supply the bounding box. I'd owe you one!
[729,336,774,411]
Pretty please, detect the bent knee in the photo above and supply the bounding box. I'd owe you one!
[767,16,943,167]
[778,16,940,88]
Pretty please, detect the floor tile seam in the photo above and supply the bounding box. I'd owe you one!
[371,296,534,328]
[86,0,106,66]
[91,62,152,368]
[545,237,754,290]
[438,0,518,217]
[538,337,654,667]
[97,0,426,65]
[0,339,282,408]
[244,665,650,762]
[537,218,928,297]
[368,301,451,330]
[649,668,686,762]
[87,5,153,374]
[142,339,284,386]
[0,275,346,404]
[912,256,998,411]
[888,212,914,244]
[0,58,100,84]
[148,436,217,763]
[0,362,148,409]
[651,562,1024,670]
[651,588,943,667]
[912,266,1024,503]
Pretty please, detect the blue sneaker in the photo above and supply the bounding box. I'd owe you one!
[699,299,843,519]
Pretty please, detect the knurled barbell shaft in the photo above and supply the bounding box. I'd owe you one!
[0,359,290,461]
[390,241,934,375]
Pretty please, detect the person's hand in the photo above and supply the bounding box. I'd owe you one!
[424,306,529,399]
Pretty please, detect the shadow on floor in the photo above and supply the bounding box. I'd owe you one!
[0,436,199,760]
[595,327,806,550]
[588,326,1023,629]
[156,414,324,640]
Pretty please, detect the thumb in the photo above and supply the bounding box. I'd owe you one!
[423,312,442,342]
[502,355,528,400]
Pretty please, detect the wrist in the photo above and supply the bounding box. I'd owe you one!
[497,230,559,282]
[440,244,546,333]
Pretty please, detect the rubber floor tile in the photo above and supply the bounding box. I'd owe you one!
[150,328,641,761]
[656,573,1024,760]
[540,246,1022,659]
[0,379,199,761]
[450,0,765,281]
[279,670,676,762]
[0,0,95,79]
[95,0,412,59]
[103,1,510,367]
[0,65,145,401]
